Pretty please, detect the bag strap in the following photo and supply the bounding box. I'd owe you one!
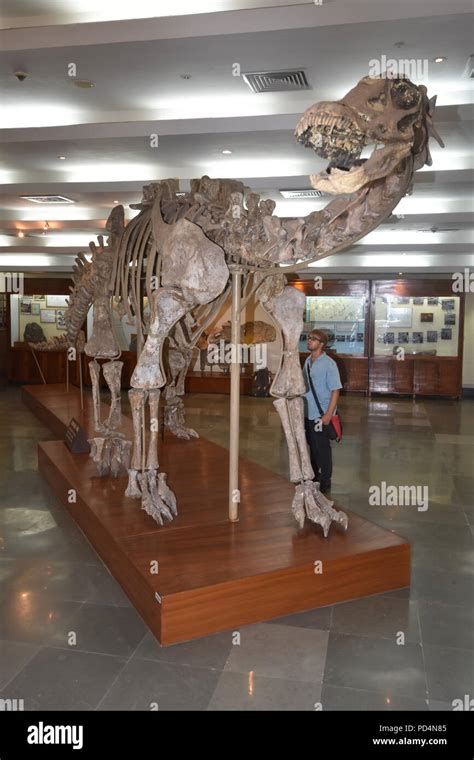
[305,362,325,418]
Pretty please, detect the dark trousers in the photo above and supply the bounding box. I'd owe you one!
[304,418,333,492]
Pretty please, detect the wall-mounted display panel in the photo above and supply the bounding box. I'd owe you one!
[374,295,460,357]
[301,295,367,355]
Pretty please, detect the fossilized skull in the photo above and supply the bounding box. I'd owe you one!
[295,75,444,194]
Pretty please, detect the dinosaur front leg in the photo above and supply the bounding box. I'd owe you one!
[89,359,104,433]
[128,289,192,523]
[287,396,347,532]
[258,278,348,536]
[102,360,124,431]
[273,397,332,536]
[131,289,190,390]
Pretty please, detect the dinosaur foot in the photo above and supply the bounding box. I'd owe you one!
[138,470,178,526]
[291,480,349,536]
[89,436,132,478]
[164,405,199,440]
[125,468,141,499]
[170,425,199,440]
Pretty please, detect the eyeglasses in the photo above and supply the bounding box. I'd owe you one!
[307,336,323,343]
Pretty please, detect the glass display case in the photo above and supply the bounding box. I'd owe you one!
[374,295,460,357]
[301,295,367,355]
[10,294,69,345]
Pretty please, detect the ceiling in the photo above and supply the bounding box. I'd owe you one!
[0,0,473,275]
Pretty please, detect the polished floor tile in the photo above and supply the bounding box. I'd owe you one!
[266,605,333,630]
[320,683,429,711]
[453,476,474,506]
[330,595,421,643]
[0,647,127,710]
[208,671,322,711]
[324,633,427,698]
[423,644,474,702]
[97,657,220,711]
[429,699,456,711]
[135,630,234,670]
[0,639,40,690]
[49,603,147,657]
[223,623,328,683]
[0,592,82,646]
[0,558,130,607]
[411,566,474,607]
[418,600,474,651]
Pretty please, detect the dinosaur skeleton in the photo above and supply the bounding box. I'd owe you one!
[66,75,443,534]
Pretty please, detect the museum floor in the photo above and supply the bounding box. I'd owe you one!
[0,386,472,711]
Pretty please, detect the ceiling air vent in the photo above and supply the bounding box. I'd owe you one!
[20,195,75,204]
[243,70,311,94]
[280,189,324,199]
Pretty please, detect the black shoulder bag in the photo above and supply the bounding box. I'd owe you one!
[305,364,343,443]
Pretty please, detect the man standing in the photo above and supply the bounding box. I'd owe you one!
[303,329,342,494]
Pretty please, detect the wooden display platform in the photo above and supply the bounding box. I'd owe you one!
[23,383,410,646]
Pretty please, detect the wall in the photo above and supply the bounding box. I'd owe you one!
[11,294,68,345]
[462,292,474,389]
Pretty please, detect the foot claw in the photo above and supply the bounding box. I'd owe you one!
[173,426,199,440]
[292,481,349,537]
[291,484,306,530]
[137,470,178,526]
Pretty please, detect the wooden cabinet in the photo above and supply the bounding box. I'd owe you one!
[369,356,461,398]
[370,357,414,395]
[413,357,461,397]
[9,345,68,385]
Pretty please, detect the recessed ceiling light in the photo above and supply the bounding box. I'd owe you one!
[57,155,66,160]
[222,150,232,155]
[180,73,192,80]
[434,56,447,64]
[72,79,95,88]
[113,200,119,204]
[18,231,25,238]
[398,272,403,275]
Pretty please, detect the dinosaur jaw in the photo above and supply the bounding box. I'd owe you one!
[295,107,410,195]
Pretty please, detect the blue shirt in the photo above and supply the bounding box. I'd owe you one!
[303,352,342,420]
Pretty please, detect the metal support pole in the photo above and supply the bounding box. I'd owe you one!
[30,347,46,385]
[78,352,84,412]
[228,266,243,522]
